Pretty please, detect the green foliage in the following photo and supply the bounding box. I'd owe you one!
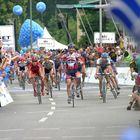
[0,0,118,49]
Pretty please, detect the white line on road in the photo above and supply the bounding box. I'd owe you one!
[47,112,54,116]
[62,136,93,139]
[33,128,60,131]
[39,117,48,123]
[0,138,12,140]
[23,137,51,139]
[51,106,56,110]
[49,98,54,101]
[26,111,49,114]
[106,125,129,128]
[51,102,56,105]
[70,127,96,130]
[0,129,24,132]
[103,134,121,138]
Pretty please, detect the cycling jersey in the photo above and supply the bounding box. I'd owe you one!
[54,60,61,70]
[65,52,79,71]
[96,58,111,71]
[18,61,27,71]
[28,62,41,75]
[43,60,53,74]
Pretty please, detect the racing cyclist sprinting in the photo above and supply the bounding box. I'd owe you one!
[63,43,81,104]
[95,52,114,98]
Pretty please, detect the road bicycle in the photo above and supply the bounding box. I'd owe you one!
[20,71,26,90]
[70,76,84,107]
[45,73,53,98]
[31,76,42,104]
[97,73,117,103]
[56,70,61,91]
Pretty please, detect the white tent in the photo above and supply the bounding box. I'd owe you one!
[37,27,68,50]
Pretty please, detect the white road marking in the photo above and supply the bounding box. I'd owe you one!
[0,138,11,140]
[39,117,48,123]
[62,136,93,139]
[33,128,60,131]
[49,98,54,101]
[23,137,51,139]
[51,106,56,110]
[0,129,24,132]
[106,125,129,128]
[47,112,54,116]
[26,111,49,114]
[51,102,56,105]
[70,127,95,130]
[103,134,121,137]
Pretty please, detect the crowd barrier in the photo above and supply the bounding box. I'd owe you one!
[0,80,13,107]
[85,67,135,86]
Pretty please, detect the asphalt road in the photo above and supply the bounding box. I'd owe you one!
[0,80,139,140]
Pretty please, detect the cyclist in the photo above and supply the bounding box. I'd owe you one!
[28,56,44,97]
[95,52,114,98]
[54,55,62,87]
[127,53,140,110]
[43,55,56,94]
[63,43,81,104]
[17,56,27,84]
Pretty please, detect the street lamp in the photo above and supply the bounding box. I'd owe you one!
[99,0,102,48]
[30,0,33,49]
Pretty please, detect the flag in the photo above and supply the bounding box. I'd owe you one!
[109,0,140,42]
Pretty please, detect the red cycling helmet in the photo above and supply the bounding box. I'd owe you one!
[32,56,38,62]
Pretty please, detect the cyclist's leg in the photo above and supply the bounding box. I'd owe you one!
[98,75,103,97]
[50,69,57,87]
[81,64,86,86]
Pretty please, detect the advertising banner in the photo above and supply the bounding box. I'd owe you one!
[0,25,15,51]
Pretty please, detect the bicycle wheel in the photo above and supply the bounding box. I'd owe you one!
[57,74,61,91]
[108,76,118,99]
[71,83,75,108]
[109,82,117,99]
[49,84,53,98]
[36,78,42,104]
[22,74,26,90]
[80,83,84,100]
[102,77,106,103]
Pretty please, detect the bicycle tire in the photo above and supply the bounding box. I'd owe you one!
[57,74,61,91]
[36,78,42,104]
[71,83,75,108]
[21,74,26,90]
[112,90,117,99]
[80,84,84,100]
[102,78,106,103]
[49,84,53,98]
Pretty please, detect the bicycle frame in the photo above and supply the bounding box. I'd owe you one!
[97,73,111,103]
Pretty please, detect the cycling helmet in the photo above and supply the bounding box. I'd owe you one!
[68,43,75,49]
[19,56,26,61]
[32,56,38,62]
[101,52,108,58]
